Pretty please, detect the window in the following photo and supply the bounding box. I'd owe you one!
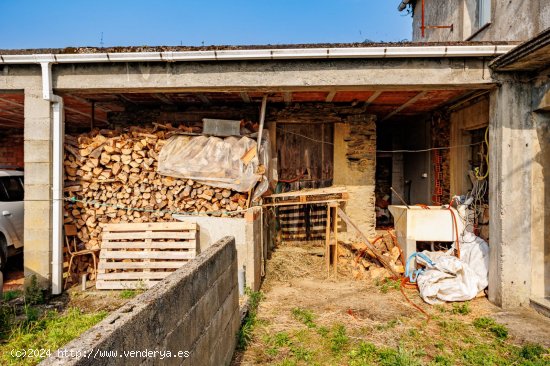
[0,177,24,201]
[477,0,491,28]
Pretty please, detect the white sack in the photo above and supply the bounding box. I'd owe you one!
[415,234,489,304]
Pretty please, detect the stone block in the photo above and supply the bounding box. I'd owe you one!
[24,162,51,185]
[24,140,52,163]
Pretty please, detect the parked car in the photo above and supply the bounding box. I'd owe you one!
[0,170,24,271]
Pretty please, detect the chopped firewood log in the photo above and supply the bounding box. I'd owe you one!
[63,123,249,277]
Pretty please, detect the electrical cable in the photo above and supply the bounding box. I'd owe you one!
[276,127,483,153]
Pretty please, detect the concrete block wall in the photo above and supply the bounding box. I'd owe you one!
[41,236,240,366]
[174,207,263,291]
[0,132,23,168]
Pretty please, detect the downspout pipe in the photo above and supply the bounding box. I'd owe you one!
[40,61,64,295]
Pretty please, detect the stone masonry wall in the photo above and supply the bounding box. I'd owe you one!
[333,114,377,238]
[41,236,240,366]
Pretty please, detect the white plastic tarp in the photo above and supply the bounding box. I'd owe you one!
[157,131,270,194]
[415,232,489,304]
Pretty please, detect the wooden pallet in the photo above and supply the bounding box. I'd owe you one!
[96,222,198,290]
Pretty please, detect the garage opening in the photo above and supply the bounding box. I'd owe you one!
[7,86,488,291]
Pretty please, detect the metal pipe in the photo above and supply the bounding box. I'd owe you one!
[0,45,516,65]
[40,61,64,295]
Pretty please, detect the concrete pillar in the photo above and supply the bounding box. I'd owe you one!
[24,87,53,288]
[488,80,533,308]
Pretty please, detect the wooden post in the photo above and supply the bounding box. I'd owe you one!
[325,203,331,275]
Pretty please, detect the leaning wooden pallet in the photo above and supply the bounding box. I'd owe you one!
[96,221,198,290]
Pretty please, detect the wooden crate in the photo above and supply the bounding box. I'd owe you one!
[96,222,198,290]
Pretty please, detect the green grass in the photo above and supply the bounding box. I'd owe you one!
[119,289,139,299]
[291,308,316,328]
[378,278,402,294]
[2,290,22,302]
[244,311,550,366]
[329,324,349,354]
[0,307,107,365]
[237,288,264,350]
[451,302,471,315]
[473,316,508,339]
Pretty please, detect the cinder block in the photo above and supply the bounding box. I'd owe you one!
[24,227,52,252]
[24,117,52,140]
[24,140,52,163]
[24,184,51,201]
[24,250,51,284]
[24,200,51,227]
[24,162,52,185]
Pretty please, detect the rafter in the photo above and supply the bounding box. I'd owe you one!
[239,92,251,103]
[381,91,427,121]
[365,91,382,106]
[196,93,211,104]
[0,96,24,108]
[152,93,174,105]
[283,92,292,104]
[325,91,337,103]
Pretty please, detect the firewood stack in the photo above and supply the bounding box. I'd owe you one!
[63,124,249,254]
[338,231,405,281]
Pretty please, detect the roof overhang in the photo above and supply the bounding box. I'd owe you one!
[0,44,516,65]
[490,28,550,72]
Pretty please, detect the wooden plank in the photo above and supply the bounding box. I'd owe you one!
[101,222,196,231]
[263,198,347,208]
[98,261,186,270]
[102,231,196,240]
[101,241,196,249]
[266,186,347,199]
[100,251,196,260]
[97,272,173,280]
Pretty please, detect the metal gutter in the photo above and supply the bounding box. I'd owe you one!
[0,45,516,64]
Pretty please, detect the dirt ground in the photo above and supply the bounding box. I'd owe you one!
[2,253,133,314]
[233,245,550,365]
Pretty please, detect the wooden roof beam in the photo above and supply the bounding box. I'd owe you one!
[381,91,427,121]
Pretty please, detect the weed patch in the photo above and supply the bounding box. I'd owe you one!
[237,288,264,350]
[291,307,316,328]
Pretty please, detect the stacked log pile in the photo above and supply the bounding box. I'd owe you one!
[338,231,405,281]
[63,124,249,252]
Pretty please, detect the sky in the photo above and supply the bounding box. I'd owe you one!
[0,0,412,49]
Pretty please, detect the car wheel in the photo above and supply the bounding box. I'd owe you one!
[0,235,7,272]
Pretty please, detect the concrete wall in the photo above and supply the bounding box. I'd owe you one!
[530,77,550,301]
[334,115,377,237]
[174,207,263,291]
[0,131,23,168]
[488,78,534,308]
[412,0,550,42]
[41,236,240,366]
